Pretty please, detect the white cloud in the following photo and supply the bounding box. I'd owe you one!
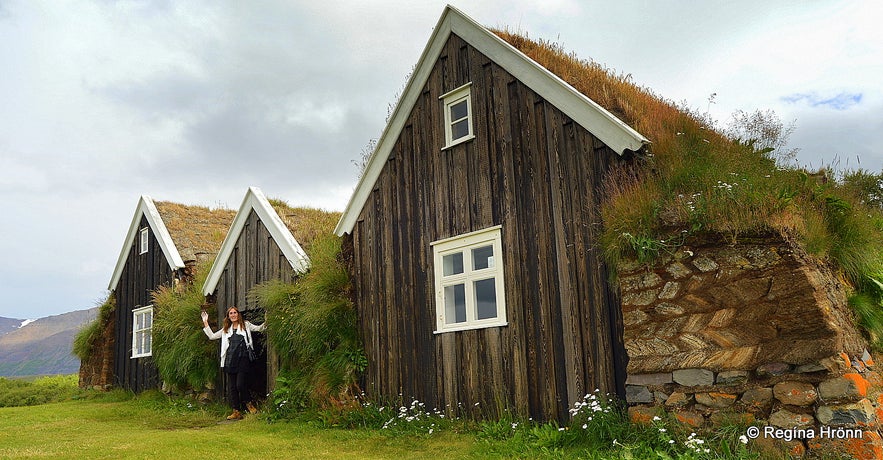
[0,156,50,192]
[0,0,881,319]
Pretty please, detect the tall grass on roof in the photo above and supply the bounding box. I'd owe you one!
[265,198,342,255]
[252,233,364,415]
[495,29,883,349]
[151,261,218,391]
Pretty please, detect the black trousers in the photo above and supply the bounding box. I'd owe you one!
[225,355,251,411]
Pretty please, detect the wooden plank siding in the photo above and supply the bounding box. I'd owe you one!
[344,33,627,422]
[209,209,298,398]
[112,215,173,392]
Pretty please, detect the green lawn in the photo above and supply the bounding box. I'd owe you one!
[0,380,763,459]
[0,398,477,460]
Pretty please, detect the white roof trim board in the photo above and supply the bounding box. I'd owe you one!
[108,195,185,291]
[334,5,649,236]
[202,187,311,296]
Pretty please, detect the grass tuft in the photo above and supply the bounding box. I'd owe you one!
[255,233,365,416]
[73,294,115,362]
[151,261,219,390]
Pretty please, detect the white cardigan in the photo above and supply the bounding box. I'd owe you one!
[203,321,266,368]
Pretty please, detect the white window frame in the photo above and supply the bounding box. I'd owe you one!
[139,227,149,254]
[132,305,153,358]
[440,82,475,149]
[431,225,506,333]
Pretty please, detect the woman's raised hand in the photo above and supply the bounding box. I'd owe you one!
[201,311,209,324]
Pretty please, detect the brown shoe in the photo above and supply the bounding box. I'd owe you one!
[226,410,242,420]
[246,402,258,414]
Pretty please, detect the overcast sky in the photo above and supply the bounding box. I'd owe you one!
[1,0,881,320]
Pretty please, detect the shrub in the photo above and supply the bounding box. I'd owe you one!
[0,375,81,407]
[254,233,365,413]
[151,261,218,390]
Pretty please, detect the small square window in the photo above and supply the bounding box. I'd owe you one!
[139,227,149,254]
[132,305,154,358]
[440,83,475,149]
[432,226,506,333]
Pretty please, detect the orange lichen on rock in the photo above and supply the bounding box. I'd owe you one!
[845,373,871,398]
[846,431,883,460]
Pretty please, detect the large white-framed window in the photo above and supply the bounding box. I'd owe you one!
[139,227,149,254]
[440,82,474,149]
[432,226,506,333]
[132,305,153,358]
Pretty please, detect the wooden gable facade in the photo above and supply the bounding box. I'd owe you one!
[203,188,311,311]
[202,187,339,396]
[335,6,648,422]
[108,196,233,392]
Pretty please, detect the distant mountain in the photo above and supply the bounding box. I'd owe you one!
[0,308,98,377]
[0,316,26,337]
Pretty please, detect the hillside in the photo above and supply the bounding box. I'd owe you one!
[0,316,26,337]
[0,308,97,377]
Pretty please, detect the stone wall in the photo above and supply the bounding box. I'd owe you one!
[78,309,115,390]
[618,235,883,458]
[620,235,864,373]
[626,353,883,458]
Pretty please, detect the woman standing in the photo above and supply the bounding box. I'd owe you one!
[201,306,265,420]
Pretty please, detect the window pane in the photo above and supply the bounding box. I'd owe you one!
[145,312,152,328]
[474,278,497,320]
[451,119,469,140]
[450,100,468,121]
[145,334,152,354]
[134,332,142,354]
[472,245,494,270]
[443,252,464,276]
[444,284,466,324]
[135,313,142,331]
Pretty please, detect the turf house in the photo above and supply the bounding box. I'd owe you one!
[105,196,234,392]
[201,187,339,400]
[335,5,649,422]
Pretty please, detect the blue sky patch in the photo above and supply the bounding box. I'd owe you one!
[782,92,863,110]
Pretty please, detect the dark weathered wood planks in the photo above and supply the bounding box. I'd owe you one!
[209,209,300,399]
[113,215,171,392]
[344,33,627,421]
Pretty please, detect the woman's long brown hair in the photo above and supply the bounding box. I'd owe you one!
[222,307,246,333]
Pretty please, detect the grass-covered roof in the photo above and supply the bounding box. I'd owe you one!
[495,29,883,348]
[267,199,341,255]
[153,201,236,263]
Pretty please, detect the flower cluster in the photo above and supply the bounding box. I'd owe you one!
[715,180,737,192]
[380,398,447,434]
[568,390,611,422]
[684,432,711,454]
[677,192,702,213]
